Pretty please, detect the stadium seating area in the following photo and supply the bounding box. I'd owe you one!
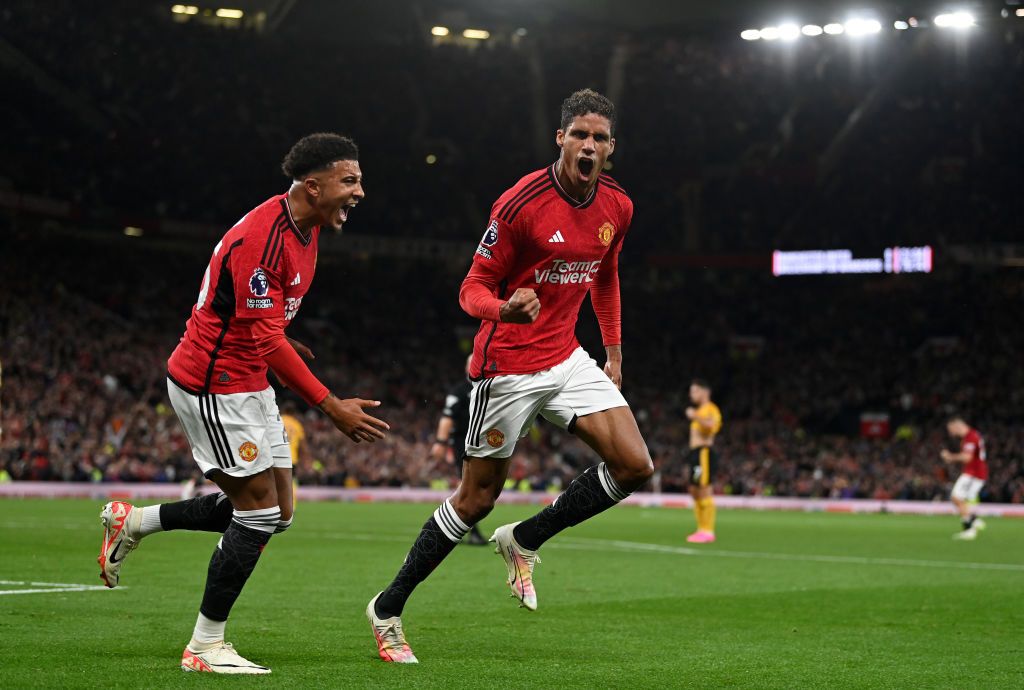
[2,228,1021,502]
[1,4,1021,502]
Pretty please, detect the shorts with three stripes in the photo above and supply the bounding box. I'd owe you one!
[464,347,628,460]
[167,378,290,478]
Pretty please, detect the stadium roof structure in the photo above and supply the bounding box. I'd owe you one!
[186,0,999,34]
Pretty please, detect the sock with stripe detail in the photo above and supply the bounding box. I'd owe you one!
[375,499,468,618]
[158,492,233,534]
[513,463,629,551]
[198,509,277,622]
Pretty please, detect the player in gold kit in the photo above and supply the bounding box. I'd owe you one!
[684,379,722,543]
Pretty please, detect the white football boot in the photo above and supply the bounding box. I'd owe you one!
[953,528,978,541]
[491,522,541,611]
[973,518,987,531]
[97,501,142,588]
[180,642,271,674]
[366,593,418,663]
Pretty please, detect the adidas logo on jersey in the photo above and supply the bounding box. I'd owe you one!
[548,231,565,243]
[289,273,301,286]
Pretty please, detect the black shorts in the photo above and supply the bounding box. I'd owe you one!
[686,446,718,487]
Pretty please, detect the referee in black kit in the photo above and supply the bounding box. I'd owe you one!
[428,355,488,545]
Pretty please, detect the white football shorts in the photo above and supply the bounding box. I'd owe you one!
[167,378,291,478]
[951,473,984,502]
[464,347,628,460]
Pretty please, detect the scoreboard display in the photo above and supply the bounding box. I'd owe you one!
[772,246,933,276]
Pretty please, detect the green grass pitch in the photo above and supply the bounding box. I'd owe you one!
[1,498,1022,688]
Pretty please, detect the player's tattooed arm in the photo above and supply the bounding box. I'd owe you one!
[604,344,623,389]
[287,337,315,361]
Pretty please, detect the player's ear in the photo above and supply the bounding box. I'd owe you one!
[303,176,320,198]
[555,129,565,148]
[608,137,615,155]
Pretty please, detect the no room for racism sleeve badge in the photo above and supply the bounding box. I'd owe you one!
[247,267,273,309]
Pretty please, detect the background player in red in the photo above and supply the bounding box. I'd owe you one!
[96,133,390,674]
[367,89,654,662]
[941,415,989,540]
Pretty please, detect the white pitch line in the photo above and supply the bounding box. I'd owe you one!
[555,537,1024,572]
[0,586,110,596]
[321,533,1024,573]
[0,580,114,596]
[0,580,103,587]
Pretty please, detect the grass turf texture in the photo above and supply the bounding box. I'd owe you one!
[0,499,1022,689]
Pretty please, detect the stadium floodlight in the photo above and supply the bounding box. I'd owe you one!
[760,26,781,40]
[845,18,882,36]
[934,12,975,28]
[171,4,199,14]
[123,226,144,237]
[894,20,910,30]
[1018,9,1024,18]
[425,154,438,165]
[431,26,449,36]
[215,8,244,19]
[802,24,824,36]
[740,29,761,40]
[462,28,490,39]
[823,23,845,35]
[778,24,801,41]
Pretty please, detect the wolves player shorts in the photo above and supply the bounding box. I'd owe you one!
[464,347,628,460]
[167,378,291,478]
[686,446,718,487]
[951,473,984,502]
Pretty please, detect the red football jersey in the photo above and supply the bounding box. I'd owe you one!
[462,164,633,378]
[961,428,988,480]
[168,194,319,394]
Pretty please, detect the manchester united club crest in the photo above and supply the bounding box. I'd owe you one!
[485,428,505,448]
[597,222,615,246]
[238,441,259,462]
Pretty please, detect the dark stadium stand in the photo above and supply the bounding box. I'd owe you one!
[1,2,1021,502]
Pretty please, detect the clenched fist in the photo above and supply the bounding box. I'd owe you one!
[499,288,541,324]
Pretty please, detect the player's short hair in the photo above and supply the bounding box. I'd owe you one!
[282,133,359,179]
[560,88,617,134]
[691,378,711,391]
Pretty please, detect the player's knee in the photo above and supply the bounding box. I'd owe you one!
[452,492,496,525]
[611,450,655,491]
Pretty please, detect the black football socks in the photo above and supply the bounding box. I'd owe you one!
[513,462,630,551]
[375,499,469,618]
[198,508,279,623]
[159,492,234,533]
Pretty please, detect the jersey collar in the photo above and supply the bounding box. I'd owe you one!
[548,163,598,210]
[280,197,313,246]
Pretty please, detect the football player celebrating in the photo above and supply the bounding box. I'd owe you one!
[96,134,389,674]
[367,89,653,662]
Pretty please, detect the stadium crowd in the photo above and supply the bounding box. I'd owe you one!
[2,229,1021,503]
[1,4,1022,502]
